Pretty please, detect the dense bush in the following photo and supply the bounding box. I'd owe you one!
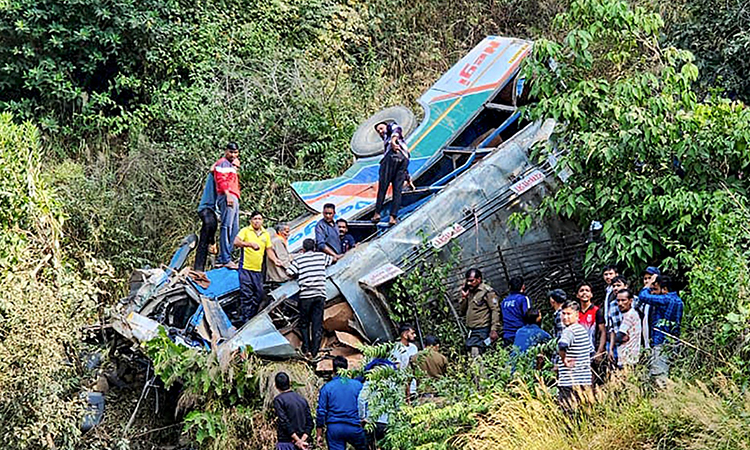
[662,0,750,103]
[524,0,750,273]
[0,114,109,449]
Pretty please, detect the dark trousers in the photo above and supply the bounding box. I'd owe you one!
[326,423,368,450]
[374,152,408,218]
[239,268,264,321]
[194,209,217,272]
[298,296,325,356]
[366,422,387,450]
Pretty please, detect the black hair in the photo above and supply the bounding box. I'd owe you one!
[561,300,580,312]
[323,203,336,211]
[509,276,524,292]
[523,308,541,325]
[274,372,290,391]
[616,288,634,300]
[655,275,672,292]
[424,335,439,347]
[250,210,263,219]
[332,355,348,372]
[575,281,593,294]
[398,323,415,336]
[610,275,628,286]
[465,268,482,280]
[302,238,315,252]
[226,142,239,151]
[602,264,618,274]
[336,218,348,225]
[548,289,567,304]
[374,121,389,131]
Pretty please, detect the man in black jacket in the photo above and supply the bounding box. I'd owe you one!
[273,372,313,449]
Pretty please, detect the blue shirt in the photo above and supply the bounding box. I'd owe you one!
[513,324,551,353]
[638,288,683,346]
[501,292,531,341]
[315,219,342,254]
[197,172,217,213]
[341,234,356,253]
[316,376,363,427]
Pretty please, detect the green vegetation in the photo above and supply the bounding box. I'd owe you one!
[1,0,749,448]
[0,113,111,449]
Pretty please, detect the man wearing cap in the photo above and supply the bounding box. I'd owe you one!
[548,289,567,340]
[213,142,241,269]
[638,266,661,350]
[639,273,683,387]
[372,121,409,226]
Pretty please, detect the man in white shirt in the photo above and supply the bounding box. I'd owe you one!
[390,323,418,400]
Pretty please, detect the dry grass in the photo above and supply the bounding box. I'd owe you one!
[257,361,322,412]
[457,374,750,450]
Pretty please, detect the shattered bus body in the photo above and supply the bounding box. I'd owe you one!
[112,36,574,368]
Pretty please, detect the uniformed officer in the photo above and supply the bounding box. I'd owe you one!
[459,268,501,357]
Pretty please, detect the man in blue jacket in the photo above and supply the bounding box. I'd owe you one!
[501,276,532,346]
[639,274,683,388]
[316,356,367,450]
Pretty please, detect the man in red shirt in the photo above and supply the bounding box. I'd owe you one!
[213,142,241,269]
[575,281,599,349]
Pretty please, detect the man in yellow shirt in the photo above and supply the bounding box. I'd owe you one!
[234,211,281,322]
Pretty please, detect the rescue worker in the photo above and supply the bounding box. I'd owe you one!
[458,268,501,357]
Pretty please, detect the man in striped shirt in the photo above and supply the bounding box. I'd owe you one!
[287,239,333,358]
[557,300,593,412]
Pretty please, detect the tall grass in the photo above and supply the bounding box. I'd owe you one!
[458,375,750,450]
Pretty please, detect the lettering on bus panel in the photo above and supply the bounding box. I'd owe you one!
[359,263,404,288]
[288,198,374,246]
[458,40,502,86]
[509,170,545,195]
[431,223,466,249]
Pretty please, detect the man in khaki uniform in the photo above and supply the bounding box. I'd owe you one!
[459,268,501,357]
[415,335,448,378]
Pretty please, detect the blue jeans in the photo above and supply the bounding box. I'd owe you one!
[217,194,239,264]
[326,423,367,450]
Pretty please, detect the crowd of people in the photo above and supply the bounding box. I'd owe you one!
[272,326,446,450]
[193,135,685,450]
[457,265,684,409]
[269,264,684,450]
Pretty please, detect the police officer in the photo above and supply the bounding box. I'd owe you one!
[459,268,501,357]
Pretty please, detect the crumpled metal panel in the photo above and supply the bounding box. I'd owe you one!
[217,311,297,359]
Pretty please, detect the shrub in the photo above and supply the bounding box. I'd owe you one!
[0,113,104,449]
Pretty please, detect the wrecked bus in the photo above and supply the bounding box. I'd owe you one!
[112,36,574,369]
